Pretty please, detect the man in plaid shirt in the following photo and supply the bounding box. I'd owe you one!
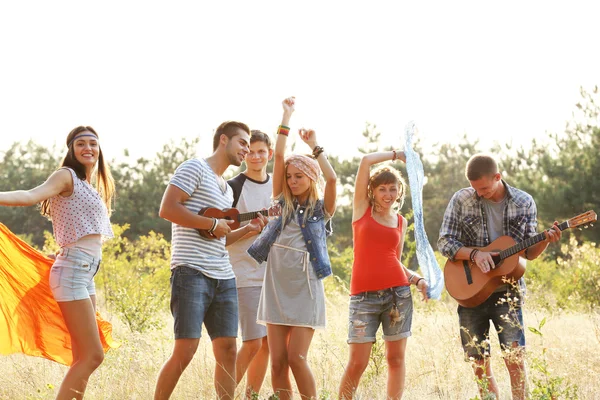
[438,153,562,400]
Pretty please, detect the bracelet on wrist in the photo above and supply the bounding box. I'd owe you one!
[469,248,479,263]
[277,125,290,137]
[392,150,397,161]
[415,277,425,286]
[208,218,218,234]
[312,145,324,158]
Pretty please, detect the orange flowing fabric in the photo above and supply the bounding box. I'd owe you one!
[0,223,119,366]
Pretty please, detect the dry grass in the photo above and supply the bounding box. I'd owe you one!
[1,292,599,399]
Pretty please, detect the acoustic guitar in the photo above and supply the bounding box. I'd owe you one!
[444,210,596,307]
[197,204,281,239]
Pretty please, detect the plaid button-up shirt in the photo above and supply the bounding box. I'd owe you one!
[438,181,538,261]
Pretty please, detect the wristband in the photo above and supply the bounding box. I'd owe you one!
[392,150,397,161]
[415,278,425,286]
[277,125,290,136]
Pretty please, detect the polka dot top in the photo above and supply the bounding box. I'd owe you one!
[49,167,114,247]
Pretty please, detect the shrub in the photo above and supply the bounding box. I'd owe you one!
[95,224,171,333]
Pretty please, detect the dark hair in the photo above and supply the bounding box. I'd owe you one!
[465,153,498,181]
[212,121,251,151]
[368,166,406,209]
[250,130,272,148]
[41,126,115,217]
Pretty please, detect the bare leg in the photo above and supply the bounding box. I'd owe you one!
[385,339,407,400]
[212,337,237,400]
[472,358,499,399]
[236,338,261,385]
[154,338,199,400]
[287,327,316,400]
[245,336,269,399]
[505,343,527,400]
[338,343,372,399]
[89,294,97,312]
[267,324,292,400]
[55,299,104,400]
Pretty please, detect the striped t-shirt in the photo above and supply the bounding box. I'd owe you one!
[169,158,234,280]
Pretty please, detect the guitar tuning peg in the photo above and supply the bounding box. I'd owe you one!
[578,228,583,231]
[591,223,595,227]
[584,225,589,229]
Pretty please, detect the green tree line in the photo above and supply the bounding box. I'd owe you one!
[1,87,598,258]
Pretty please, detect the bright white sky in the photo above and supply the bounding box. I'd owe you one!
[0,1,598,164]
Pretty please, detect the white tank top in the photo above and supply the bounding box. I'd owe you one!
[49,167,114,247]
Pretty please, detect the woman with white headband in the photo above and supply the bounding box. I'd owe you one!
[0,126,115,399]
[248,97,337,400]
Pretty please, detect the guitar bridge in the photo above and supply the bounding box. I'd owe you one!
[462,260,473,285]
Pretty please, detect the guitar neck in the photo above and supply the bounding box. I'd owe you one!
[499,220,569,260]
[238,209,270,222]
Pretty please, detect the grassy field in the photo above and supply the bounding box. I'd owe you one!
[1,291,599,399]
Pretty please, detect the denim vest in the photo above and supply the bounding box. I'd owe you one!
[247,199,332,279]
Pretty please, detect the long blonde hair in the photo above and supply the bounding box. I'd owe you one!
[41,126,115,218]
[278,159,321,226]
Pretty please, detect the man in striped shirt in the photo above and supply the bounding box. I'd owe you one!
[155,121,267,400]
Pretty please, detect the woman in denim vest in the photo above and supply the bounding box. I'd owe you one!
[248,97,337,400]
[0,126,115,400]
[338,151,429,400]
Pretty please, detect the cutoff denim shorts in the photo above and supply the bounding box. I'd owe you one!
[49,247,101,302]
[347,285,413,344]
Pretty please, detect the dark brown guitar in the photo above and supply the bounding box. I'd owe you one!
[197,205,281,239]
[444,211,596,307]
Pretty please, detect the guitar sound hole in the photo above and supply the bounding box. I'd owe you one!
[491,254,502,268]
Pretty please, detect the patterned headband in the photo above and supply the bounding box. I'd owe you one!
[285,154,321,183]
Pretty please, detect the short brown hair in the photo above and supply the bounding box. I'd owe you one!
[212,121,250,151]
[250,130,272,148]
[465,154,498,180]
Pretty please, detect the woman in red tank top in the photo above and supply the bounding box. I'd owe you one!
[339,150,429,400]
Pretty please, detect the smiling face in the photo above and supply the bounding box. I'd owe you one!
[245,141,272,173]
[72,132,100,168]
[286,163,311,201]
[469,173,503,200]
[224,129,250,167]
[372,182,400,210]
[368,167,406,213]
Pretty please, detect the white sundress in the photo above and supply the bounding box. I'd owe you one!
[256,214,326,329]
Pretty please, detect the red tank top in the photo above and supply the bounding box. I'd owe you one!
[349,207,409,294]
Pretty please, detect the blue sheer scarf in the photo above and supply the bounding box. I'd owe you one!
[402,121,444,300]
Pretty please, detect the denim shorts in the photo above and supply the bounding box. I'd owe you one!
[49,248,100,302]
[458,290,525,360]
[347,286,413,344]
[170,266,238,340]
[237,286,267,341]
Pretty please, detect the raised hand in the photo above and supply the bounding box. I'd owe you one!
[298,128,318,150]
[282,96,295,115]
